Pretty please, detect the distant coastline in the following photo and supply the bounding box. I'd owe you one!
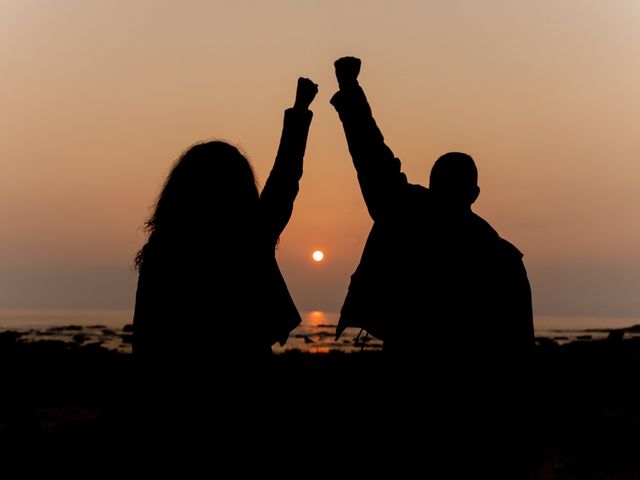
[1,309,639,354]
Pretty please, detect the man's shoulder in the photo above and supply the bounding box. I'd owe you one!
[469,212,499,237]
[469,214,524,257]
[497,237,524,258]
[404,183,430,203]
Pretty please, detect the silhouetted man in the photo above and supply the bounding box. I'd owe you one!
[331,56,533,370]
[330,55,534,478]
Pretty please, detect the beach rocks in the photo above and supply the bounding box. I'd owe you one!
[535,337,558,348]
[608,330,625,342]
[0,325,134,355]
[72,333,89,344]
[0,330,22,344]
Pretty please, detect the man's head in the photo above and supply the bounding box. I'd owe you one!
[429,152,480,210]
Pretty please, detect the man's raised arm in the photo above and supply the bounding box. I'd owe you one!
[330,57,407,221]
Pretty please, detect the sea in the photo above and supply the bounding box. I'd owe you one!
[0,309,639,354]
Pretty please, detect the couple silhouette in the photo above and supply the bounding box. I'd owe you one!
[131,58,534,474]
[133,56,533,368]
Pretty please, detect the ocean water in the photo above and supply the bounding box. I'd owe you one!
[0,309,639,354]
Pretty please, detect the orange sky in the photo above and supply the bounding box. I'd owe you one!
[1,1,639,318]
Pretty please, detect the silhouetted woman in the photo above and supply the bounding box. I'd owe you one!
[133,78,317,379]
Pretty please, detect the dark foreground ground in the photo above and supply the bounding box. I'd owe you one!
[1,332,639,478]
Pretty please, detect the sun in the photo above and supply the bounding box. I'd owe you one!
[312,250,325,262]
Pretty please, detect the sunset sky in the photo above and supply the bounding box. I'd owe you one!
[1,1,639,323]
